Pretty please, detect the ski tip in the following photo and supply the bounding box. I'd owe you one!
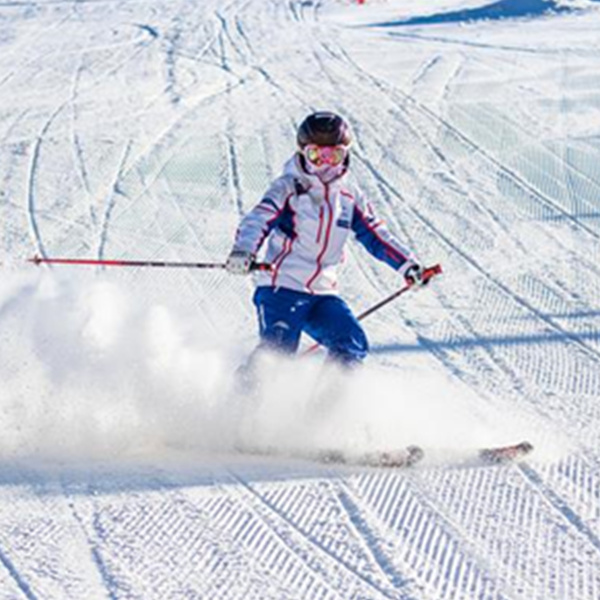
[479,441,534,464]
[519,441,534,454]
[406,445,425,466]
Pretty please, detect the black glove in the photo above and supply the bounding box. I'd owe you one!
[403,263,427,287]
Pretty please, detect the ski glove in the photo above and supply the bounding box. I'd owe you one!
[226,250,256,275]
[403,263,427,287]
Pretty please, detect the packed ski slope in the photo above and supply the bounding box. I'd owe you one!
[2,0,600,598]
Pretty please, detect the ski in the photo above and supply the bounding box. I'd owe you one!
[233,441,532,470]
[478,440,534,464]
[316,441,533,469]
[317,444,425,468]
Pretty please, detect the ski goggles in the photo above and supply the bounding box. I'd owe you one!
[303,144,348,167]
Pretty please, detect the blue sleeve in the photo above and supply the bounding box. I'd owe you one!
[351,203,413,270]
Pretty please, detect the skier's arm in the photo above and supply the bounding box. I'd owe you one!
[351,193,416,275]
[231,177,291,256]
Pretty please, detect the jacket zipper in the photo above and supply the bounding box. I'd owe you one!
[316,205,324,243]
[306,184,333,292]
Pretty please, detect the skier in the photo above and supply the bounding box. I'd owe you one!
[226,111,425,367]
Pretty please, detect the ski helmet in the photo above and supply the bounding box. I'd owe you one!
[297,112,351,148]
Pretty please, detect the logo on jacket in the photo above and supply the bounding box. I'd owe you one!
[337,203,351,229]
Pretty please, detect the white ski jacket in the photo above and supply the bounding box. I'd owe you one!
[232,154,416,294]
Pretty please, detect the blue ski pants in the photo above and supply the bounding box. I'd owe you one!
[253,286,368,365]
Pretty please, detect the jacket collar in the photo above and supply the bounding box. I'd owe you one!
[283,154,347,202]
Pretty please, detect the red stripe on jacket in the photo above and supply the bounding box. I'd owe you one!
[305,185,334,293]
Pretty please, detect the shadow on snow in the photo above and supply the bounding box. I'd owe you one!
[367,0,575,28]
[0,455,351,496]
[371,327,600,355]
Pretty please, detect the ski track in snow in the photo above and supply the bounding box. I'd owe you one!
[309,31,600,444]
[2,0,600,597]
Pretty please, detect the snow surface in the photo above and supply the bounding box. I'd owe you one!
[1,0,600,598]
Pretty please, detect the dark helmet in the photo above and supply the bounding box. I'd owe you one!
[297,112,351,148]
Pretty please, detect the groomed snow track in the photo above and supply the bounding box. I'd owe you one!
[1,0,600,598]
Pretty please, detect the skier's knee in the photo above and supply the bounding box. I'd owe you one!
[327,333,369,366]
[259,320,302,355]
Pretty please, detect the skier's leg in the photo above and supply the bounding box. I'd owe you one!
[236,286,313,389]
[304,295,369,366]
[232,287,313,443]
[303,296,368,419]
[253,286,313,354]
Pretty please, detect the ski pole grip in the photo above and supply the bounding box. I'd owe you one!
[422,263,443,284]
[250,262,272,272]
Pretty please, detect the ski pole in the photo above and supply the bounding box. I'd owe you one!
[355,263,442,320]
[303,263,442,355]
[28,255,272,271]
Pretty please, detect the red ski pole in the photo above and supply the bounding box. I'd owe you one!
[28,255,272,271]
[303,263,442,355]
